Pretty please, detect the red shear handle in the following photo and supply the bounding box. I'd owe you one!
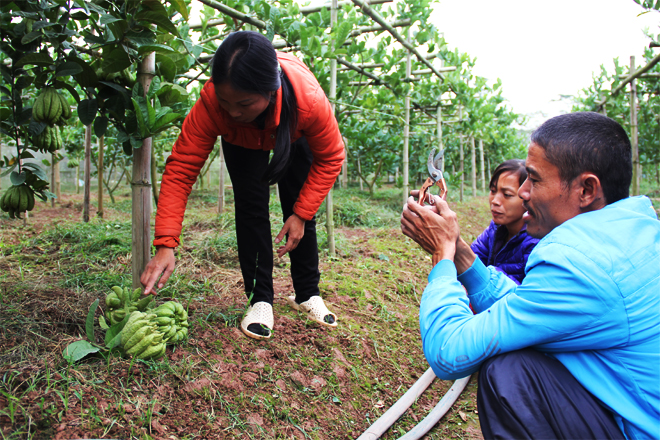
[418,178,448,205]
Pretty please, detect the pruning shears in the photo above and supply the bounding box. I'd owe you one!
[418,148,447,205]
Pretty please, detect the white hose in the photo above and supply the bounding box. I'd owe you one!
[397,375,471,440]
[356,367,437,440]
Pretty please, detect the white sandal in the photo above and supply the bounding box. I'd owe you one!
[287,295,338,328]
[241,302,274,340]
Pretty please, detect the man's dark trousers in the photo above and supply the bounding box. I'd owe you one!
[478,348,625,439]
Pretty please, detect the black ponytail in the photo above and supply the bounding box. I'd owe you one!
[212,31,298,185]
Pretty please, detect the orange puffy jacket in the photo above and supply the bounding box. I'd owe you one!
[153,53,345,248]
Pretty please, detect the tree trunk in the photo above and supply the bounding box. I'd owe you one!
[459,136,464,202]
[342,137,348,189]
[470,136,477,197]
[325,0,338,257]
[217,145,225,214]
[83,125,92,222]
[97,135,104,218]
[151,143,159,206]
[132,52,155,289]
[630,56,640,196]
[357,155,364,191]
[402,27,411,205]
[479,139,485,193]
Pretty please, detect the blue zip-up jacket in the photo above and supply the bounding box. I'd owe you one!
[470,221,539,284]
[420,196,660,439]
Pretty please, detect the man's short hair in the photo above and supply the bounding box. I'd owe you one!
[530,112,632,204]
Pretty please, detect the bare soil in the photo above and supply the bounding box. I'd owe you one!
[0,191,490,439]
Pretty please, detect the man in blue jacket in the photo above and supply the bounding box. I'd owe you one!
[401,112,659,439]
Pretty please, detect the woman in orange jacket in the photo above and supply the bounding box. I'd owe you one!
[140,31,345,340]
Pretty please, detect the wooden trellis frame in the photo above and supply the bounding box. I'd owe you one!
[188,0,466,248]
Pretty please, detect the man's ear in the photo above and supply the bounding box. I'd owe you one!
[577,172,606,211]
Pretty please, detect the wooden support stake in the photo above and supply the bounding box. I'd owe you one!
[132,52,155,289]
[402,27,411,204]
[217,143,225,214]
[342,137,348,189]
[326,0,338,258]
[470,136,477,197]
[630,56,640,196]
[458,107,464,202]
[436,104,443,173]
[83,125,91,222]
[597,52,660,110]
[350,0,448,85]
[479,139,485,193]
[97,135,104,218]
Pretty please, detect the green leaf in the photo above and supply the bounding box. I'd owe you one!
[62,340,100,363]
[100,13,123,25]
[147,75,161,98]
[23,163,48,181]
[78,99,98,126]
[28,120,47,137]
[56,61,83,77]
[104,313,129,348]
[21,31,42,45]
[335,21,352,49]
[15,52,53,68]
[135,11,179,36]
[86,298,99,341]
[10,171,26,186]
[153,112,180,131]
[147,99,156,128]
[137,44,177,55]
[99,315,109,330]
[167,0,189,20]
[132,98,148,138]
[68,56,98,88]
[94,116,108,137]
[156,54,176,82]
[101,48,132,74]
[15,75,34,90]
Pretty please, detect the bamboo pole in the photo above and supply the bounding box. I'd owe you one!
[436,104,443,173]
[630,56,640,196]
[402,27,411,204]
[97,135,104,218]
[479,139,485,192]
[190,0,392,28]
[597,51,660,110]
[151,141,159,205]
[342,137,348,189]
[326,0,338,258]
[217,144,225,214]
[358,155,364,191]
[350,0,448,84]
[470,137,476,197]
[83,125,91,222]
[599,93,607,116]
[459,106,464,202]
[132,52,156,289]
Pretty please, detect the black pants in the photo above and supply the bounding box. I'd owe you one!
[222,137,321,306]
[477,349,625,440]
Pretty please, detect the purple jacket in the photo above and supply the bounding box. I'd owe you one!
[470,220,539,285]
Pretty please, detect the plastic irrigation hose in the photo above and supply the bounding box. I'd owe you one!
[356,367,437,440]
[397,375,471,440]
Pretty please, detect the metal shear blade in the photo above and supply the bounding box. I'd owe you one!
[418,148,448,205]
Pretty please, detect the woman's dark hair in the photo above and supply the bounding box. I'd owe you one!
[489,159,527,190]
[212,31,298,185]
[531,112,631,204]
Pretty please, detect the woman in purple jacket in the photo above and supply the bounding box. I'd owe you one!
[471,159,539,284]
